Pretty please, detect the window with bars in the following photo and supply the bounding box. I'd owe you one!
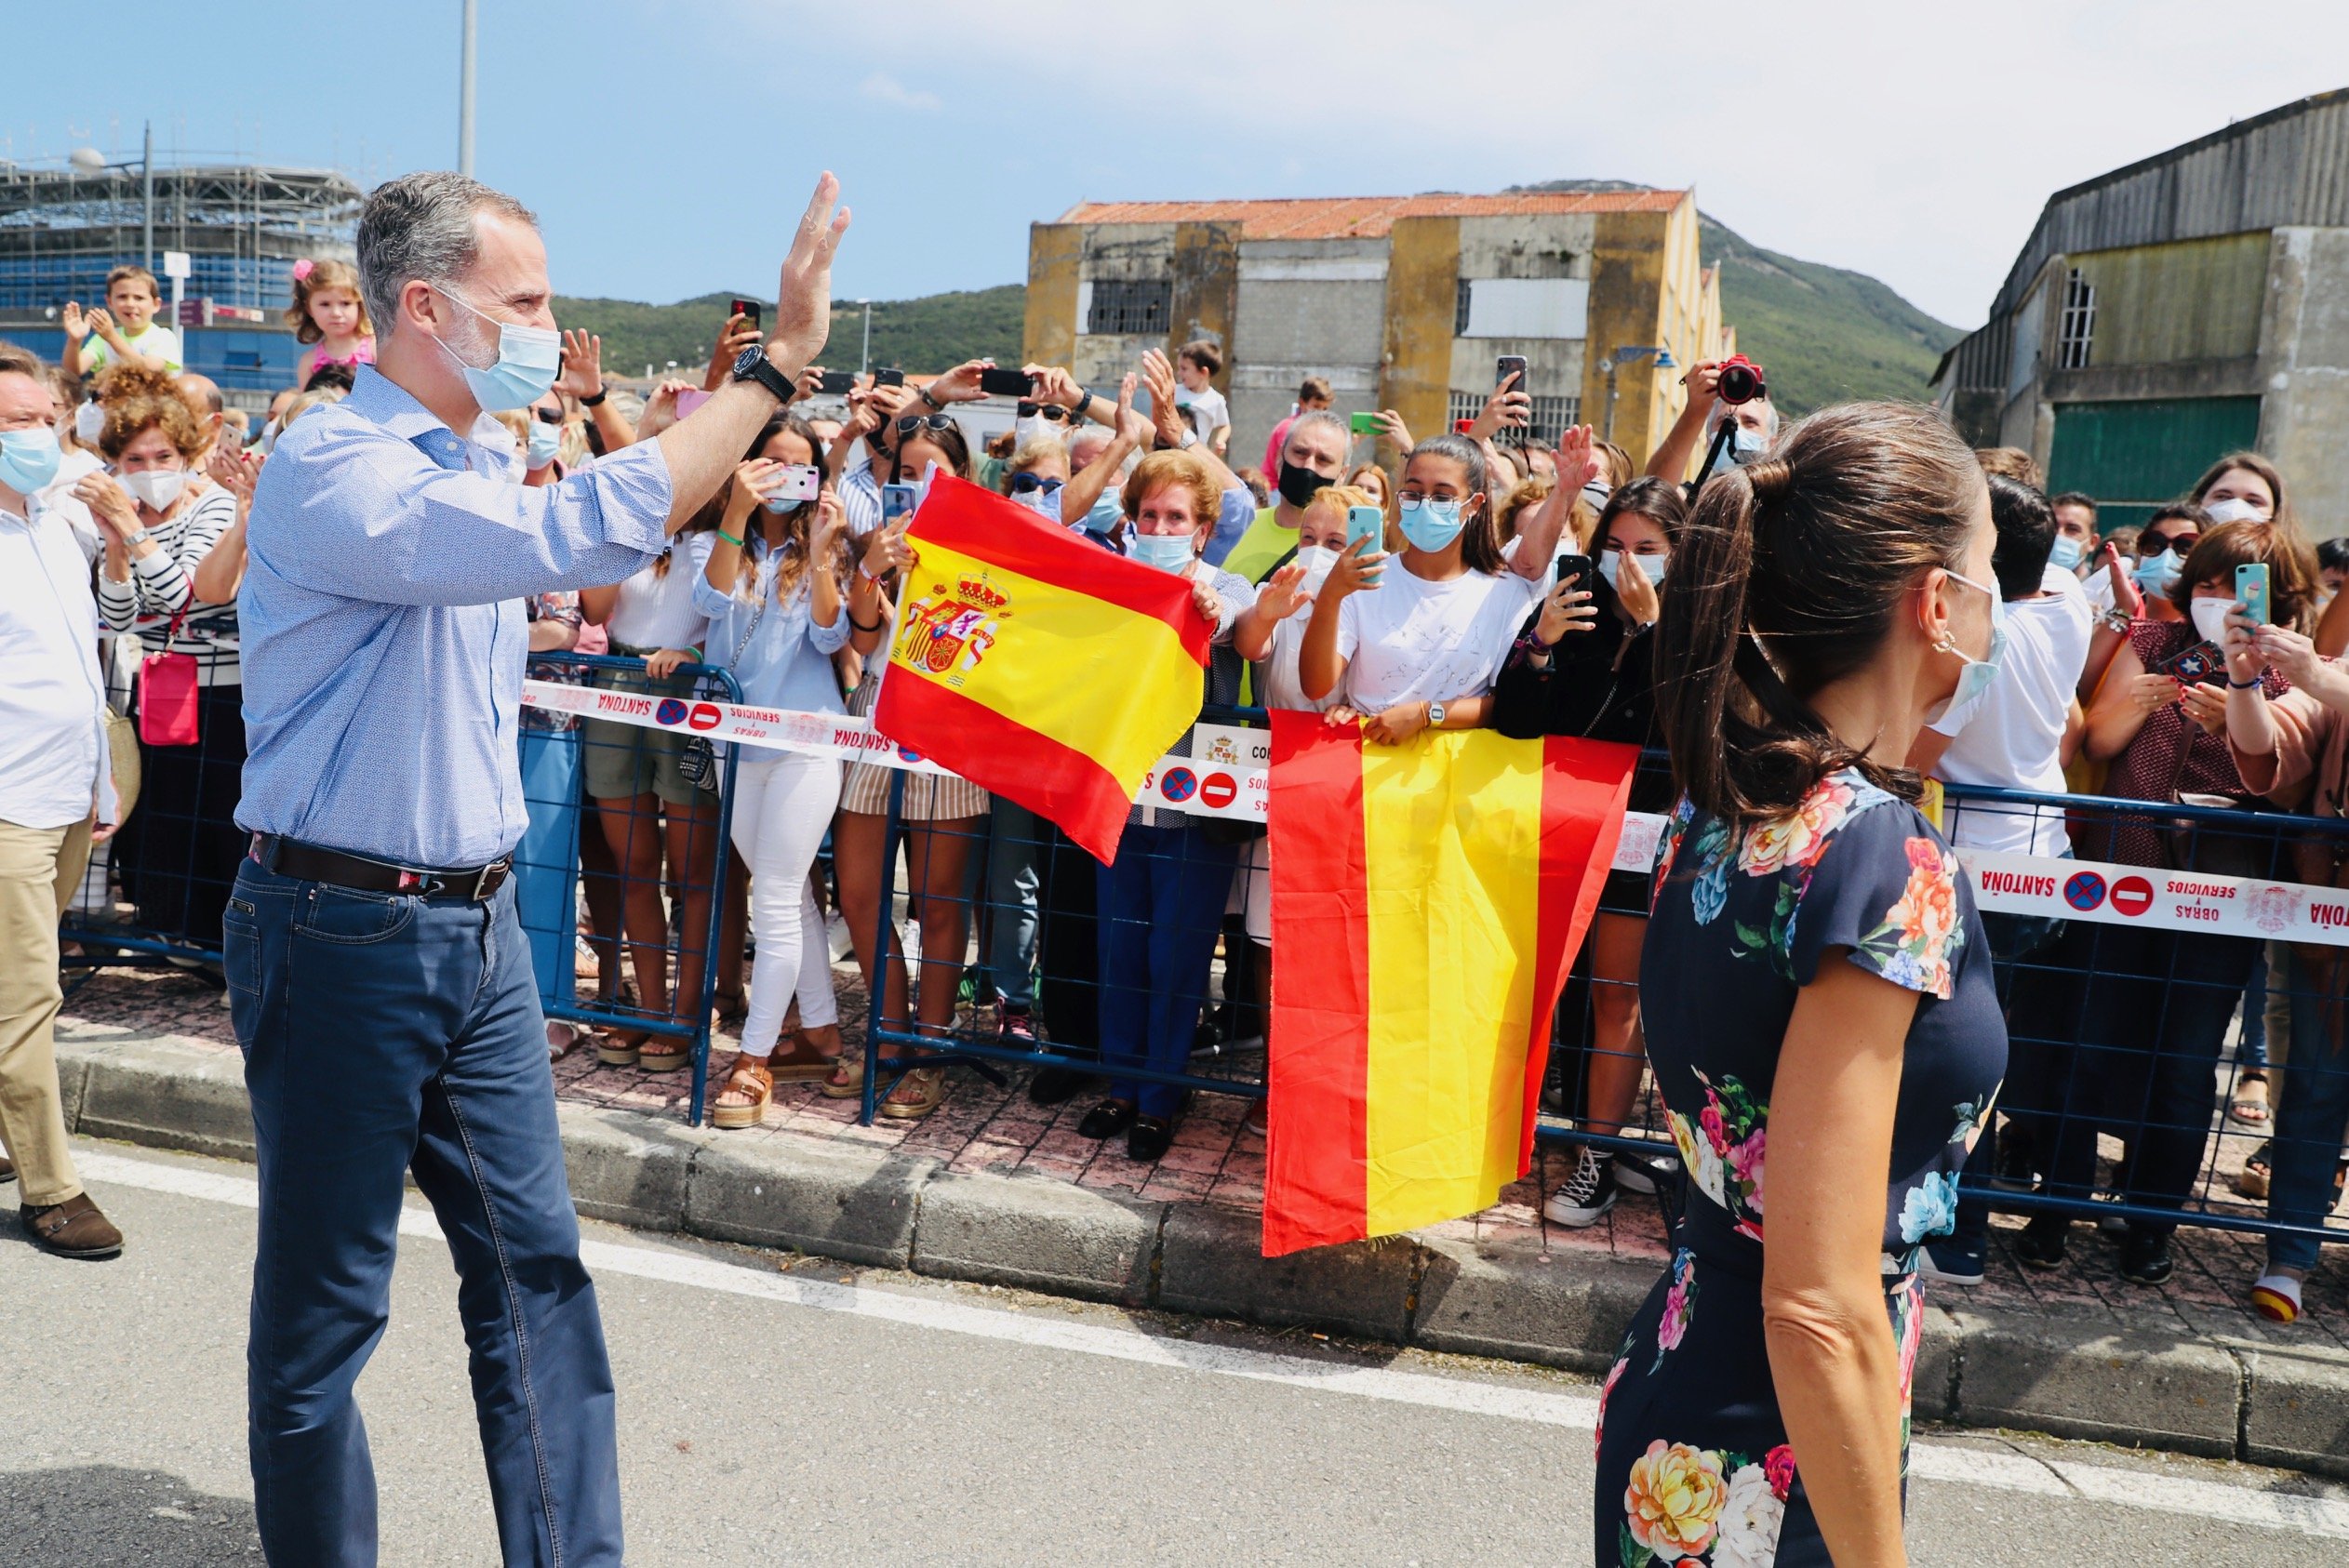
[1455,278,1475,336]
[2057,268,2095,370]
[1086,277,1171,337]
[1446,390,1581,446]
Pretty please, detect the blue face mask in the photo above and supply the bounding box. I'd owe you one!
[526,421,562,469]
[1598,549,1667,589]
[1010,486,1063,522]
[1938,569,2009,712]
[1396,495,1466,551]
[0,426,63,493]
[2135,549,2182,595]
[1084,493,1123,536]
[1128,530,1197,573]
[2048,534,2085,572]
[433,286,563,413]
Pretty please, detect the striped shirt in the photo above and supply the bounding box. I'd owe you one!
[95,486,243,685]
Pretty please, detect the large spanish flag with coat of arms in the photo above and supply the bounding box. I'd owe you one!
[873,474,1211,863]
[1264,712,1639,1256]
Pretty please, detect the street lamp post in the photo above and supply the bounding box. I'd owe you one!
[459,0,477,175]
[1603,345,1678,444]
[858,299,873,375]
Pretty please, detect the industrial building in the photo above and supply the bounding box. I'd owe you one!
[1931,88,2349,535]
[0,153,361,396]
[1023,191,1730,469]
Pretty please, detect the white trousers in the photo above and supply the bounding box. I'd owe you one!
[727,751,843,1057]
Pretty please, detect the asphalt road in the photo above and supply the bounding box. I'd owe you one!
[5,1141,2347,1566]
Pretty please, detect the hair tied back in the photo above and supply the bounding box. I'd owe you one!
[1744,458,1793,504]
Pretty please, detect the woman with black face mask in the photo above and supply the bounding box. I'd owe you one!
[1220,408,1353,586]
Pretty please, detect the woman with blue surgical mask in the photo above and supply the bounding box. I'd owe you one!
[1297,430,1593,744]
[999,434,1071,521]
[1490,477,1689,1227]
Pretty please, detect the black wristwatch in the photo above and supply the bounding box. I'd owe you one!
[729,344,794,404]
[917,383,947,412]
[580,388,607,407]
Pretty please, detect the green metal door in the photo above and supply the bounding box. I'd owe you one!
[2047,396,2262,535]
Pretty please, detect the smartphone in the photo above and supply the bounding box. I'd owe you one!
[2236,562,2271,625]
[881,483,919,525]
[817,370,855,394]
[1452,418,1475,435]
[1553,551,1595,600]
[729,299,761,332]
[674,388,712,418]
[979,366,1036,398]
[874,367,906,389]
[1346,505,1386,582]
[771,464,821,502]
[1348,411,1379,436]
[1496,354,1529,396]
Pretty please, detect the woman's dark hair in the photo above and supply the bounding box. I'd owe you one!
[1985,475,2055,599]
[884,416,971,483]
[2187,450,2294,532]
[2169,519,2320,631]
[1402,434,1505,575]
[659,412,823,577]
[2318,537,2349,575]
[1594,476,1687,547]
[1653,401,1984,827]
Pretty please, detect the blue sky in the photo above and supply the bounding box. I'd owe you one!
[11,1,2348,328]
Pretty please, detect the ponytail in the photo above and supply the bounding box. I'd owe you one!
[1651,402,1983,827]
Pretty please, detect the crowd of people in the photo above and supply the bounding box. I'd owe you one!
[3,245,2348,1335]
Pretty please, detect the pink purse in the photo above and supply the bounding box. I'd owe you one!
[137,610,201,747]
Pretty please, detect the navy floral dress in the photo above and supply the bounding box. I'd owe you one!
[1592,771,2006,1566]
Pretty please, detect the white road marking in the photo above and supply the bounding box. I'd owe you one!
[73,1148,2349,1540]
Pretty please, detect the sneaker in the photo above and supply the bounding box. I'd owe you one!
[1543,1146,1618,1228]
[998,1006,1039,1046]
[1614,1149,1675,1197]
[2118,1227,2174,1285]
[2012,1216,2069,1269]
[1917,1239,1984,1285]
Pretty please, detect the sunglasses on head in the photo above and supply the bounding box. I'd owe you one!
[894,413,955,437]
[1010,473,1064,495]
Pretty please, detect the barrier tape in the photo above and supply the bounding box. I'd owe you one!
[521,682,2349,945]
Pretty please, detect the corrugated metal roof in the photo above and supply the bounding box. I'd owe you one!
[1054,191,1688,239]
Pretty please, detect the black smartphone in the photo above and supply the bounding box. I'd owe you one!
[729,299,761,332]
[1553,551,1595,599]
[979,366,1036,398]
[874,366,905,388]
[1496,354,1529,397]
[817,370,855,394]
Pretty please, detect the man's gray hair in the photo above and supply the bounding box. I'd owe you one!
[355,170,538,338]
[1284,408,1350,455]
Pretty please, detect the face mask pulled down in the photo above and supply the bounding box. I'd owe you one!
[1926,568,2009,723]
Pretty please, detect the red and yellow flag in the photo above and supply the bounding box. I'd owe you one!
[1262,712,1639,1256]
[873,475,1210,863]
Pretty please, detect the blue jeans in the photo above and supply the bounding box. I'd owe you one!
[223,857,621,1567]
[2270,947,2349,1271]
[985,799,1042,1010]
[1095,823,1237,1119]
[516,726,582,1012]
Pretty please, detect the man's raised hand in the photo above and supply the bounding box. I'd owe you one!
[770,172,851,377]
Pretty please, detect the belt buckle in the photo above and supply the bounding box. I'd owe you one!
[472,860,508,901]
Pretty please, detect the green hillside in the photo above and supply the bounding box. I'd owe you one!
[554,285,1025,379]
[1509,179,1964,417]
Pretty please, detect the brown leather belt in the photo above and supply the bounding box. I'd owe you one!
[251,833,512,902]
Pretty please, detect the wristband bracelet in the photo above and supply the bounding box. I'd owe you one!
[581,388,607,407]
[848,611,882,632]
[716,528,745,548]
[2227,675,2262,688]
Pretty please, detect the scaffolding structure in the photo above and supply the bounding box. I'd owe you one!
[0,155,362,314]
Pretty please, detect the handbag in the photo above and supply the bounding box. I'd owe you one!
[680,568,771,794]
[2154,716,2272,880]
[136,609,201,747]
[103,707,141,829]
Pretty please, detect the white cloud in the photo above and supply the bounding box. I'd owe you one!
[860,73,941,113]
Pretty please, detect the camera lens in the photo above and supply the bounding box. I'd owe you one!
[1718,364,1760,405]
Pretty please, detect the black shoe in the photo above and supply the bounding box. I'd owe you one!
[1077,1099,1136,1140]
[2118,1227,2174,1285]
[1990,1131,2039,1191]
[2012,1216,2069,1269]
[1028,1065,1091,1107]
[1542,1146,1618,1228]
[1127,1116,1174,1163]
[0,1154,14,1184]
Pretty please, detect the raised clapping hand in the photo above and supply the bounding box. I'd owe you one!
[553,329,605,401]
[767,172,851,376]
[61,301,92,343]
[1535,578,1598,644]
[1555,424,1603,493]
[2102,541,2145,621]
[1114,372,1147,445]
[73,471,141,538]
[1141,349,1187,448]
[1255,559,1313,623]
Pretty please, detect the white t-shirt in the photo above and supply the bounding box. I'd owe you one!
[1261,607,1340,713]
[1929,566,2092,857]
[1178,385,1230,445]
[83,321,182,374]
[1335,563,1542,713]
[605,531,716,650]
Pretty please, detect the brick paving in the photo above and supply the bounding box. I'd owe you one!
[56,953,2349,1352]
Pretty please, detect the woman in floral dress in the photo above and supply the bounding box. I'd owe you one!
[1593,405,2008,1566]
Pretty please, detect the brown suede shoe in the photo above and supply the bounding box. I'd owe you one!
[21,1194,124,1259]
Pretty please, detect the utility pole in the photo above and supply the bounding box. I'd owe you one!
[141,121,154,273]
[859,300,873,374]
[458,0,477,176]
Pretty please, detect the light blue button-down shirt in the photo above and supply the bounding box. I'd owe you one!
[690,546,852,718]
[236,365,675,867]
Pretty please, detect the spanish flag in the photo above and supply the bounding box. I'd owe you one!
[1263,712,1639,1256]
[873,475,1211,863]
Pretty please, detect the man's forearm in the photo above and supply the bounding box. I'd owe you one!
[653,381,785,532]
[1644,402,1709,481]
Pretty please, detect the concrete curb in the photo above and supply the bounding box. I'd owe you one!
[48,1030,2349,1478]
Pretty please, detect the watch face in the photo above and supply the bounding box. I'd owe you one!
[732,344,764,378]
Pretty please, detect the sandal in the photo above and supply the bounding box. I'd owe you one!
[2236,1139,2273,1201]
[547,1021,582,1064]
[818,1053,867,1100]
[2229,1072,2272,1127]
[711,989,749,1028]
[710,1056,773,1130]
[764,1036,842,1083]
[597,1028,647,1068]
[637,1033,691,1073]
[878,1065,949,1122]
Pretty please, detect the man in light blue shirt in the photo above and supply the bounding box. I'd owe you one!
[226,166,848,1567]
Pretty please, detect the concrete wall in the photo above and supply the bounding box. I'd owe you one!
[2257,226,2349,538]
[1169,220,1240,384]
[1378,215,1461,456]
[2074,232,2269,366]
[1022,222,1082,371]
[1448,214,1595,441]
[1580,207,1676,456]
[1231,240,1389,467]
